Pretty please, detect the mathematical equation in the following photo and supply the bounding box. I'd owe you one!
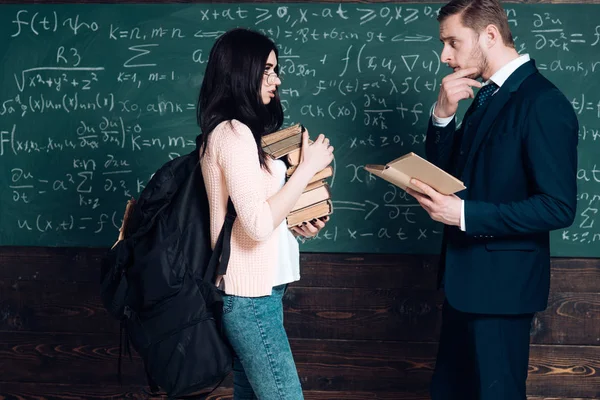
[1,3,598,254]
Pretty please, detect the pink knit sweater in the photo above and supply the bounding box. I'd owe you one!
[200,120,281,297]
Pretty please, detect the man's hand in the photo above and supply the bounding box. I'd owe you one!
[434,67,482,118]
[406,179,462,227]
[291,216,329,238]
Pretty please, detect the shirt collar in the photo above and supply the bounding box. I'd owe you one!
[487,54,530,88]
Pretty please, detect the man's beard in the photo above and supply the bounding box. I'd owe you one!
[468,45,488,81]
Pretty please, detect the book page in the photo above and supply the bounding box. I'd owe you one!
[365,165,423,194]
[388,153,465,195]
[365,153,465,195]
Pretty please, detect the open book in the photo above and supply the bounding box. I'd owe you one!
[364,152,466,195]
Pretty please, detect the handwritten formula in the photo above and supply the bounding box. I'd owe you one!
[1,4,598,255]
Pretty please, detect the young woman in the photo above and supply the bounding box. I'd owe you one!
[198,28,334,399]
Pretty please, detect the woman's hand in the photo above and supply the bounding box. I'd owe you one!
[300,130,334,176]
[290,216,329,238]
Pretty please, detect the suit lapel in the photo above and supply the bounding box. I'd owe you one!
[460,88,512,180]
[460,60,538,182]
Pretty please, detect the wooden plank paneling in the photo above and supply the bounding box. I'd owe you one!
[550,258,600,293]
[0,383,430,400]
[0,385,596,400]
[0,383,596,400]
[0,247,599,397]
[0,333,435,392]
[1,247,599,291]
[2,331,600,397]
[0,248,438,288]
[0,246,104,283]
[0,280,445,340]
[0,383,153,400]
[285,288,600,344]
[283,287,444,342]
[0,332,147,385]
[298,253,438,289]
[2,279,600,346]
[197,390,430,400]
[528,398,596,400]
[292,339,434,392]
[0,279,119,333]
[528,345,600,398]
[531,293,600,345]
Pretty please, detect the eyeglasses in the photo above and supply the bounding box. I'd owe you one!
[263,71,281,85]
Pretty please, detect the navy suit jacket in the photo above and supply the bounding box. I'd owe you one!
[426,60,578,314]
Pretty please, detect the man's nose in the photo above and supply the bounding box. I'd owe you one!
[440,45,451,63]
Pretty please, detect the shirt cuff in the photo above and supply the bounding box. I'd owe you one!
[460,200,466,231]
[431,102,455,127]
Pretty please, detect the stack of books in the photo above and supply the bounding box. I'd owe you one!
[262,124,333,228]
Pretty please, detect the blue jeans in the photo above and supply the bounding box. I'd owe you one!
[221,285,303,400]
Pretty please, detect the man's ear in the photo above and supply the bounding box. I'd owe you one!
[483,24,501,48]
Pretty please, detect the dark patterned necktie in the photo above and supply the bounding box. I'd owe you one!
[474,82,499,110]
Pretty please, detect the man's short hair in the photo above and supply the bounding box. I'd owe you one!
[438,0,514,48]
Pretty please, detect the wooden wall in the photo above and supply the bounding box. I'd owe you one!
[0,247,599,399]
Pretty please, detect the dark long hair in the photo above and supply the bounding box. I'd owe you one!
[197,28,284,171]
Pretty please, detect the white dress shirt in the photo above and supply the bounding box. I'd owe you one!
[431,54,531,231]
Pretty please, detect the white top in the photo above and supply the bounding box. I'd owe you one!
[272,159,300,287]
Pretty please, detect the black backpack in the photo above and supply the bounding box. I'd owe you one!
[100,136,235,398]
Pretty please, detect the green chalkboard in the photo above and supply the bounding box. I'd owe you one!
[0,3,599,255]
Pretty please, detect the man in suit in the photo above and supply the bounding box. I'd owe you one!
[405,0,579,398]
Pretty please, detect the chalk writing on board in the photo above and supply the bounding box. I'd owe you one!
[0,4,598,256]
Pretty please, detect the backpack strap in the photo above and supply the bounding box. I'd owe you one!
[204,198,237,282]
